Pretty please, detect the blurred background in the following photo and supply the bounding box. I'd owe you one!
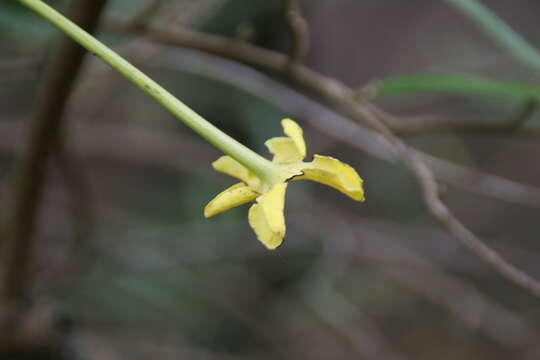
[1,0,540,359]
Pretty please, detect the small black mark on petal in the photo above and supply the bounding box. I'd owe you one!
[286,171,304,182]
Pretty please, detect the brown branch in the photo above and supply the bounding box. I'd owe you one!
[385,100,540,137]
[1,120,536,212]
[151,49,540,208]
[358,100,540,300]
[119,25,540,141]
[283,0,309,69]
[0,0,108,308]
[506,102,537,130]
[29,25,540,208]
[113,23,540,299]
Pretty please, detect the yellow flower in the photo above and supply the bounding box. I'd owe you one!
[204,119,364,250]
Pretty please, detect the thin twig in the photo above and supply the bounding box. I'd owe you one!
[115,20,540,299]
[283,0,309,69]
[363,101,540,299]
[385,100,539,136]
[136,35,540,208]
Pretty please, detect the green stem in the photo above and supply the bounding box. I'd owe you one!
[446,0,540,73]
[16,0,287,184]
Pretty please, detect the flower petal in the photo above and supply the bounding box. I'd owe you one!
[248,183,288,250]
[264,119,306,164]
[282,119,306,159]
[212,156,260,189]
[265,137,302,164]
[204,183,258,218]
[298,155,365,201]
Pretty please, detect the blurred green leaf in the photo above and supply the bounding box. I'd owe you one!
[378,74,540,100]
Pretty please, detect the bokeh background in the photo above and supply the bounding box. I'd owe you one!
[1,0,540,359]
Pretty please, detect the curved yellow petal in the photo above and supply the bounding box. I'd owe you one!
[282,119,306,159]
[204,183,258,218]
[264,119,306,164]
[298,155,365,201]
[212,156,261,189]
[248,183,288,250]
[265,137,303,164]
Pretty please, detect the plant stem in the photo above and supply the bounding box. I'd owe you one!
[15,0,287,183]
[446,0,540,73]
